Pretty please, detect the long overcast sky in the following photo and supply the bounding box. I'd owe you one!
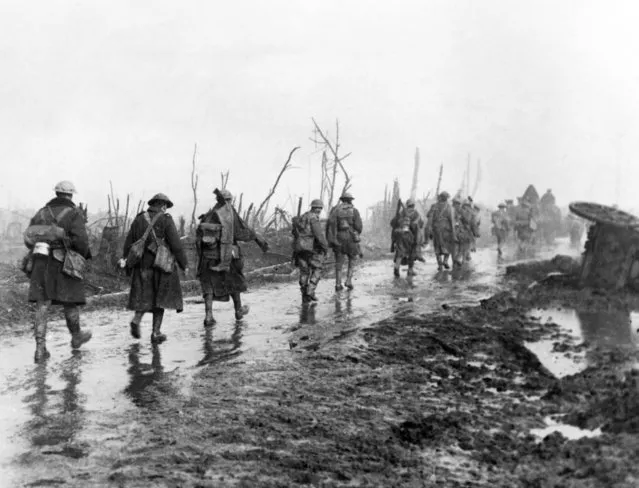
[1,0,638,218]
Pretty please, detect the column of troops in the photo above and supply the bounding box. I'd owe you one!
[21,182,362,363]
[21,182,576,364]
[391,191,481,274]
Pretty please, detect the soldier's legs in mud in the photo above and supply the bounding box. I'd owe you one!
[442,253,451,269]
[34,302,50,363]
[150,307,166,344]
[435,253,443,271]
[452,244,464,268]
[334,253,344,291]
[63,304,92,349]
[203,295,215,327]
[393,255,401,277]
[232,292,249,320]
[130,311,144,338]
[345,256,356,289]
[407,257,416,276]
[306,266,321,301]
[298,257,311,302]
[496,234,503,257]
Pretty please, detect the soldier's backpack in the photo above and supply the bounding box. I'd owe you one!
[293,213,315,253]
[126,212,164,268]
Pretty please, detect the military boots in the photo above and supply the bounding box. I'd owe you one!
[64,305,92,349]
[34,304,50,363]
[150,308,167,344]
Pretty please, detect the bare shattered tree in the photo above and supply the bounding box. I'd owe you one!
[251,146,300,228]
[190,143,199,235]
[310,118,352,210]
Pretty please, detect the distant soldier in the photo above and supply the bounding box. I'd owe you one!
[452,197,479,268]
[390,198,424,277]
[514,198,535,249]
[491,202,510,257]
[463,199,481,260]
[292,199,329,303]
[121,193,188,344]
[540,189,556,207]
[426,191,455,271]
[24,181,92,362]
[326,192,363,291]
[196,189,269,325]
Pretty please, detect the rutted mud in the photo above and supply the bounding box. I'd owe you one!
[2,239,639,486]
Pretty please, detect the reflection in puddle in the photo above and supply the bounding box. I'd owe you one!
[125,344,179,408]
[531,416,602,440]
[0,246,567,484]
[526,308,639,377]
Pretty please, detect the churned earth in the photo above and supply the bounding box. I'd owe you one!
[1,239,638,487]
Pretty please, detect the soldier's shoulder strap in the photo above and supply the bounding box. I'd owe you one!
[46,206,72,225]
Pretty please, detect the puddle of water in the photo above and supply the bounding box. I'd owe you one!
[525,308,639,378]
[0,243,570,484]
[531,416,602,440]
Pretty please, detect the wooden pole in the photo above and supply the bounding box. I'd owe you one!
[410,147,420,200]
[435,163,443,198]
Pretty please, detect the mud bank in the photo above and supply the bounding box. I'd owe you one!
[6,252,639,487]
[104,262,639,487]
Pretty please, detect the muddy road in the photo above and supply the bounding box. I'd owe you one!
[3,240,636,487]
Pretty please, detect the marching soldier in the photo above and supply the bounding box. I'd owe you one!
[514,198,535,250]
[24,181,92,362]
[292,199,329,303]
[196,188,269,325]
[390,198,424,277]
[326,192,363,291]
[491,202,510,257]
[426,191,455,271]
[121,193,188,344]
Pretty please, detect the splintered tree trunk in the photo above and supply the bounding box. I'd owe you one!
[410,147,420,200]
[435,163,443,198]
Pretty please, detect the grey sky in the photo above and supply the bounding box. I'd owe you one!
[1,0,638,217]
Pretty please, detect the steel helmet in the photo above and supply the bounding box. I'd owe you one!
[340,192,354,201]
[405,198,415,207]
[217,189,233,201]
[438,191,450,201]
[498,202,506,208]
[148,193,174,209]
[452,196,462,204]
[54,180,77,194]
[310,199,323,209]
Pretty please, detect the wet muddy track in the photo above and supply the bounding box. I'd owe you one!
[4,240,637,486]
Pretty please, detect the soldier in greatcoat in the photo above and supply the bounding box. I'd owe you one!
[451,197,480,268]
[292,199,329,303]
[122,193,188,344]
[390,198,424,277]
[426,191,456,271]
[196,189,269,326]
[491,202,511,257]
[24,181,93,362]
[326,192,363,291]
